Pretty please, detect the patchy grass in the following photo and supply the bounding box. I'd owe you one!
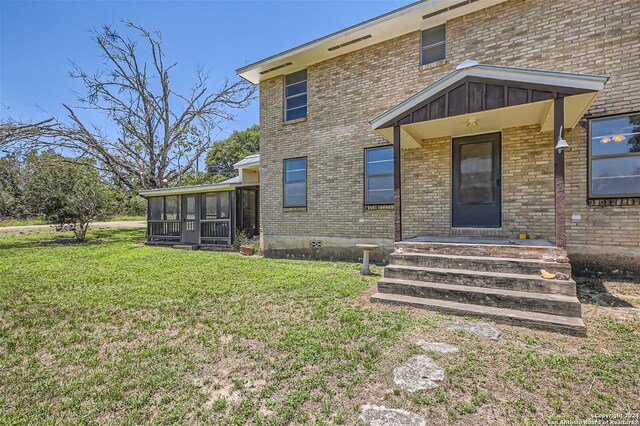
[0,215,145,228]
[0,228,638,424]
[0,217,46,227]
[103,215,146,222]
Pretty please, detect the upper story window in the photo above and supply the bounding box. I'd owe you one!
[421,24,446,65]
[148,195,180,220]
[589,112,640,198]
[284,157,307,207]
[365,146,394,204]
[284,70,307,121]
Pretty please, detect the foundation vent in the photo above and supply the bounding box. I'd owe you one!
[310,241,323,249]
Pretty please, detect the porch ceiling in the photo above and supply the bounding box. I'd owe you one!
[371,62,608,148]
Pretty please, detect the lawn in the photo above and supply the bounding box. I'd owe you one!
[0,215,145,227]
[0,228,638,424]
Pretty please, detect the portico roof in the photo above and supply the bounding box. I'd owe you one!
[371,61,608,148]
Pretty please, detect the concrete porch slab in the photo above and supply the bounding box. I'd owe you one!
[403,235,554,247]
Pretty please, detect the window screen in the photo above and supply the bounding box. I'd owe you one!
[365,146,394,204]
[285,70,307,121]
[284,157,307,207]
[421,24,446,65]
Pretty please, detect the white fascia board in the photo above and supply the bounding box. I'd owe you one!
[471,65,609,91]
[139,183,236,197]
[236,0,507,84]
[234,160,260,170]
[370,64,609,130]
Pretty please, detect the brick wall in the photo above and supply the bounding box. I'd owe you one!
[259,0,640,271]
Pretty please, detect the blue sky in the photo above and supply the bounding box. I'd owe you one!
[1,0,411,139]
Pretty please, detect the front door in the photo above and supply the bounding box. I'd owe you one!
[181,194,199,244]
[452,132,501,228]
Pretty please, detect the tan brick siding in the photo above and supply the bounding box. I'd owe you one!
[259,0,640,266]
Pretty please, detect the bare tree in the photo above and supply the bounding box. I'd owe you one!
[0,21,255,189]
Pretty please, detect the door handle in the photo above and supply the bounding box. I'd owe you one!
[496,177,501,186]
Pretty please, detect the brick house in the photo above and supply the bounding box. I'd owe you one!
[233,0,639,334]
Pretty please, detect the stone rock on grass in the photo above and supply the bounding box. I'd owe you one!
[361,404,426,426]
[393,355,445,392]
[417,341,459,353]
[447,321,500,340]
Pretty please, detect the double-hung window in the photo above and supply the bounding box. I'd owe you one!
[284,70,307,121]
[421,24,446,65]
[284,157,307,207]
[589,113,640,198]
[365,146,394,204]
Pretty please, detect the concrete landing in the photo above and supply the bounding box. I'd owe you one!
[403,235,554,246]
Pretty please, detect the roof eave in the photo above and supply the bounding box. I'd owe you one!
[370,64,609,130]
[139,183,236,197]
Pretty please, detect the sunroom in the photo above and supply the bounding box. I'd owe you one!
[139,154,260,248]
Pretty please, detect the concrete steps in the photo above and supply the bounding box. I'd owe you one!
[377,278,581,317]
[395,241,567,261]
[372,241,585,336]
[389,252,572,276]
[384,264,576,296]
[370,292,586,336]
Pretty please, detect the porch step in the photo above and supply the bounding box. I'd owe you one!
[377,278,581,317]
[384,265,576,296]
[370,292,587,336]
[389,252,572,276]
[396,241,567,261]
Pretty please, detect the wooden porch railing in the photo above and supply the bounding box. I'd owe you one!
[147,220,181,240]
[201,219,231,245]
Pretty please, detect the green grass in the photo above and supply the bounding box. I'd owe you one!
[0,215,145,227]
[103,215,146,222]
[0,228,423,424]
[0,228,638,424]
[0,217,47,227]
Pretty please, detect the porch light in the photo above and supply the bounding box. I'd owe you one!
[466,118,479,128]
[612,134,626,142]
[555,125,569,153]
[600,137,611,144]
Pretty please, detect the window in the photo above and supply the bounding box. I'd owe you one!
[365,146,394,204]
[164,196,180,220]
[284,70,307,121]
[202,192,230,219]
[589,113,640,198]
[148,196,180,220]
[284,157,307,207]
[421,24,446,65]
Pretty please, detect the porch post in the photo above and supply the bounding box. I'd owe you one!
[553,97,566,248]
[393,125,402,242]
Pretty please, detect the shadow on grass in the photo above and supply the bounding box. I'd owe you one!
[576,277,637,308]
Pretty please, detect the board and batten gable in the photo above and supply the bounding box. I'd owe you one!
[258,0,640,273]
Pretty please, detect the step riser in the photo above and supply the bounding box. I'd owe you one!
[384,267,577,296]
[396,243,566,261]
[389,254,572,276]
[370,294,586,337]
[377,281,581,317]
